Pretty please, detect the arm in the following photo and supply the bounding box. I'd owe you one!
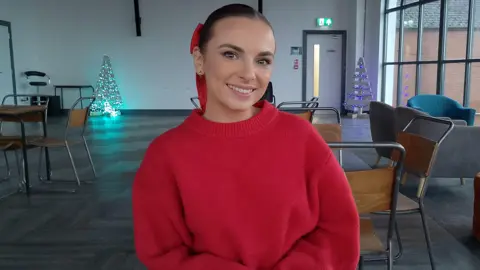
[274,128,360,270]
[133,140,251,270]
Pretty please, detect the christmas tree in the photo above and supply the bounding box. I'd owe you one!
[90,55,123,117]
[343,57,373,117]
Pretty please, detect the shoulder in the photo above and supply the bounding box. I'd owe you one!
[275,111,320,137]
[274,110,331,154]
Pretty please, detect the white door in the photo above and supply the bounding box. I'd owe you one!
[305,34,343,111]
[0,25,14,105]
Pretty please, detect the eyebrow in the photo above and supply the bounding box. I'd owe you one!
[217,43,274,57]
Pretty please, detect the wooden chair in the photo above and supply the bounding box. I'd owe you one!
[276,99,320,122]
[29,97,97,186]
[329,142,405,270]
[382,115,453,270]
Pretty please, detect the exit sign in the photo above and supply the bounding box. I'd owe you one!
[316,17,333,27]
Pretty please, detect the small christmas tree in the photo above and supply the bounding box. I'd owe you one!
[343,57,373,118]
[402,73,411,106]
[90,55,123,117]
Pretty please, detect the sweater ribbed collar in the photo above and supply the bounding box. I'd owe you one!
[183,101,278,137]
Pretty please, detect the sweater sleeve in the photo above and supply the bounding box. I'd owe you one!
[132,140,251,270]
[274,128,360,270]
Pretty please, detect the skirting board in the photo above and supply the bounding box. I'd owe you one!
[59,109,193,117]
[121,109,193,116]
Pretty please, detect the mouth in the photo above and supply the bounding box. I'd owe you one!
[227,84,256,96]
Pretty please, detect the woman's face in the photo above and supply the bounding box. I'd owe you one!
[194,17,275,113]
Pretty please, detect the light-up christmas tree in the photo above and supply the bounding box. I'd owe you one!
[90,55,123,117]
[402,73,411,106]
[344,57,373,118]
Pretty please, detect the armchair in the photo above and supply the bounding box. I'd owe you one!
[406,94,476,126]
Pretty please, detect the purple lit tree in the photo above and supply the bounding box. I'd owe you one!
[344,57,373,117]
[402,73,411,105]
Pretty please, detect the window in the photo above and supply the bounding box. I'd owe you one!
[472,0,480,58]
[419,64,437,94]
[420,1,440,61]
[382,0,480,117]
[403,6,419,61]
[445,0,469,59]
[444,63,465,104]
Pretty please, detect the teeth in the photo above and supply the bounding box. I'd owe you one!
[228,84,253,94]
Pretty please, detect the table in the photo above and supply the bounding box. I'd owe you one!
[0,105,50,196]
[54,85,94,109]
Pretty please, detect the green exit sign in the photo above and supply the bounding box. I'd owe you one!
[316,17,333,27]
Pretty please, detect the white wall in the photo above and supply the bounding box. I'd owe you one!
[263,0,383,105]
[0,0,384,110]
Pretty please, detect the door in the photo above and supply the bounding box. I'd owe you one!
[305,33,344,111]
[0,24,14,105]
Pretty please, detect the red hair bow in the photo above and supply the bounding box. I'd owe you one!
[190,23,207,112]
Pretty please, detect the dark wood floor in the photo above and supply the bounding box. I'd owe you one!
[0,114,478,269]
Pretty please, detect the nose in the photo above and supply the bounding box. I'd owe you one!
[239,60,256,82]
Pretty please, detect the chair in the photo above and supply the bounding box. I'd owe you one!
[407,94,476,126]
[260,81,276,105]
[0,94,49,184]
[276,98,320,122]
[29,97,97,186]
[328,142,406,270]
[369,101,397,166]
[24,71,51,105]
[387,115,453,270]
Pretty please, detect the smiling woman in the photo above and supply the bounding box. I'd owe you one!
[191,6,275,123]
[133,3,360,270]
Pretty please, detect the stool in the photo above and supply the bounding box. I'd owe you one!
[473,173,480,240]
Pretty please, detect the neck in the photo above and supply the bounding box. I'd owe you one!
[203,103,260,123]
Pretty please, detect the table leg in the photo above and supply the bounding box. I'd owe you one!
[42,112,51,180]
[60,88,64,109]
[19,120,30,196]
[79,88,83,109]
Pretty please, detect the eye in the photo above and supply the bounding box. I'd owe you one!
[222,51,238,59]
[257,58,272,66]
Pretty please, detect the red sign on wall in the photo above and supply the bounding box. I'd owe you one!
[293,59,299,70]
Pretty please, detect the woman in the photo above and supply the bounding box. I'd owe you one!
[133,3,359,270]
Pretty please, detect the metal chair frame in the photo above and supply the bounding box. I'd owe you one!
[33,96,97,186]
[328,142,406,270]
[368,115,453,270]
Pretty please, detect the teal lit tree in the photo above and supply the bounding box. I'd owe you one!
[343,57,373,116]
[90,55,123,117]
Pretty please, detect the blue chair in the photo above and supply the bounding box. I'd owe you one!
[406,94,476,126]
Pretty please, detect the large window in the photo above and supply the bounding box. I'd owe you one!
[382,0,480,125]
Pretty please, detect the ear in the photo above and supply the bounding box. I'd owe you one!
[192,46,204,75]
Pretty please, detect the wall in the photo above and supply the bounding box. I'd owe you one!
[263,0,382,104]
[1,0,382,110]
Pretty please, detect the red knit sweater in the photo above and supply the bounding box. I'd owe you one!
[133,101,360,270]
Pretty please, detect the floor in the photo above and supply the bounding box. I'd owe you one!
[0,113,478,269]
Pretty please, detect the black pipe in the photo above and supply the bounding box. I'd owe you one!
[258,0,263,13]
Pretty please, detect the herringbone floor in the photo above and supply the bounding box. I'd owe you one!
[0,114,478,269]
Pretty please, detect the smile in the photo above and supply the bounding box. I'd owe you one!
[227,84,255,95]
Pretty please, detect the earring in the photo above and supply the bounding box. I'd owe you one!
[197,70,204,75]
